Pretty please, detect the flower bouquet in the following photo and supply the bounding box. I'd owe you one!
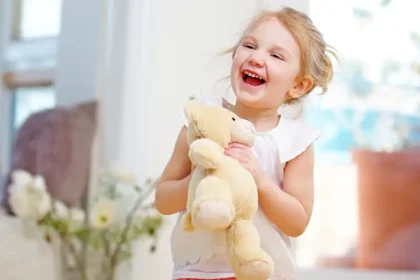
[8,165,163,280]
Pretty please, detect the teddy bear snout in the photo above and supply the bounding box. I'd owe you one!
[231,119,256,147]
[244,120,256,134]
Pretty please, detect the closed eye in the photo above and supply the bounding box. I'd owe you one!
[243,43,256,49]
[272,53,285,60]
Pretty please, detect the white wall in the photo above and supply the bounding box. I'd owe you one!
[54,0,108,106]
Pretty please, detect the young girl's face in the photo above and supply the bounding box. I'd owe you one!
[231,17,302,110]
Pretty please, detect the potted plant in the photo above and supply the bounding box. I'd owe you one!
[7,165,163,280]
[350,113,420,270]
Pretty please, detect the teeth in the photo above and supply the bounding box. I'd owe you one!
[244,70,263,80]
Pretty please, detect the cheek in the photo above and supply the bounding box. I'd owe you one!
[269,65,298,91]
[231,56,243,87]
[231,55,242,75]
[264,66,298,103]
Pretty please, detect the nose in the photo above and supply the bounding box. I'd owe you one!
[248,52,265,67]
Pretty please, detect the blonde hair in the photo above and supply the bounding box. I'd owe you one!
[225,7,339,99]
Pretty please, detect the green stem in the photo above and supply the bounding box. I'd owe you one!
[110,181,156,266]
[106,265,116,280]
[64,236,88,280]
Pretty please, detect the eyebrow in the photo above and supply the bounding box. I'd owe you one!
[242,35,257,42]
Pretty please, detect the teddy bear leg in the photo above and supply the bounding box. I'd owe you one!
[192,176,235,231]
[227,220,274,280]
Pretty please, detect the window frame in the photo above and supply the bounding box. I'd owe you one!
[0,0,58,177]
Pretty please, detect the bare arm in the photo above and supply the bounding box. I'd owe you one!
[257,144,315,237]
[155,127,192,215]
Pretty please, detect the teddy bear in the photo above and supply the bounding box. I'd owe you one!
[182,99,274,280]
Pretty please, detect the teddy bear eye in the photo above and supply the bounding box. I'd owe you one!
[232,117,236,121]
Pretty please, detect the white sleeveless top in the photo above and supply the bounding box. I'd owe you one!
[171,97,320,280]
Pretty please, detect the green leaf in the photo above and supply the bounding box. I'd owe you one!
[91,230,108,250]
[133,185,142,193]
[74,228,91,243]
[116,249,132,264]
[145,178,153,185]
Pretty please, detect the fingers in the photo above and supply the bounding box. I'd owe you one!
[228,143,250,150]
[224,148,249,163]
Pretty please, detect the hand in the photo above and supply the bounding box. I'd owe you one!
[224,143,264,183]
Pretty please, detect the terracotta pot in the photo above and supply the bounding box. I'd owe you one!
[352,149,420,270]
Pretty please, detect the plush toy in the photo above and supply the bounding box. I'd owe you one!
[182,99,274,280]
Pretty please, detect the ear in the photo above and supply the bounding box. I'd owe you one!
[289,75,314,99]
[185,99,201,122]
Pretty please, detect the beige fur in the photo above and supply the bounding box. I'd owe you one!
[182,99,274,280]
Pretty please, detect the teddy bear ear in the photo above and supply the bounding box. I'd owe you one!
[185,99,201,121]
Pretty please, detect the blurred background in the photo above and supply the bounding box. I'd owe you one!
[0,0,419,279]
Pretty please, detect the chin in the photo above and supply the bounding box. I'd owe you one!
[234,91,265,107]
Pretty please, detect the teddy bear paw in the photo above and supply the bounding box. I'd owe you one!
[238,260,274,280]
[193,201,234,231]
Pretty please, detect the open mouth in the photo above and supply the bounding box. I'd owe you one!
[242,70,266,87]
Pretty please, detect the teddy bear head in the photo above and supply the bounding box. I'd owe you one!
[185,99,255,149]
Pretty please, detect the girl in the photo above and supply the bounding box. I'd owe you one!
[155,7,337,280]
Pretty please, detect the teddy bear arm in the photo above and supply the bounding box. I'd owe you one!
[189,138,224,169]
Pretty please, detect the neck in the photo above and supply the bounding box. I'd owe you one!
[233,101,280,133]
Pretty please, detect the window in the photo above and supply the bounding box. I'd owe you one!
[11,0,63,40]
[11,86,56,137]
[295,0,420,271]
[0,0,62,191]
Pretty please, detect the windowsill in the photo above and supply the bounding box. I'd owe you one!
[2,68,55,89]
[297,267,420,280]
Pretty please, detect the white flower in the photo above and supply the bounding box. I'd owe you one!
[33,175,47,192]
[70,208,85,222]
[9,187,33,218]
[8,170,52,220]
[68,208,86,231]
[11,170,33,187]
[90,199,116,229]
[109,163,137,185]
[53,201,69,219]
[34,192,52,218]
[9,185,51,220]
